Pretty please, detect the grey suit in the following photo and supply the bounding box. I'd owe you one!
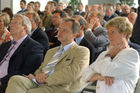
[85,26,109,58]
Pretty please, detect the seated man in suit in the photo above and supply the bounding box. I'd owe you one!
[45,10,66,48]
[0,14,44,93]
[17,0,27,14]
[104,6,117,22]
[73,15,96,64]
[25,11,49,55]
[85,11,109,59]
[74,3,85,17]
[6,18,90,93]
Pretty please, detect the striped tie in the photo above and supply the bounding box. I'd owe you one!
[42,47,64,75]
[0,41,16,66]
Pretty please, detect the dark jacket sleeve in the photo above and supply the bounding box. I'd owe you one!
[130,7,140,45]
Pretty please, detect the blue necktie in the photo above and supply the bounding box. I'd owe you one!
[0,41,16,66]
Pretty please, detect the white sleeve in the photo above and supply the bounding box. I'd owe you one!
[93,49,140,79]
[82,63,96,82]
[82,51,107,81]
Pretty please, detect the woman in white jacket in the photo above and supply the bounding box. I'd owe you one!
[83,17,140,93]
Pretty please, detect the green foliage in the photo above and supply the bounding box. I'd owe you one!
[120,0,135,6]
[68,0,81,12]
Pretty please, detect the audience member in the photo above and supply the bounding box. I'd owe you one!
[131,7,137,13]
[128,12,137,25]
[0,14,44,93]
[42,4,53,30]
[74,3,85,17]
[6,18,90,93]
[104,6,117,21]
[27,2,35,12]
[120,5,130,17]
[115,3,122,15]
[73,15,96,64]
[82,16,140,93]
[129,4,140,55]
[91,4,99,12]
[56,4,63,11]
[0,13,13,45]
[84,5,91,20]
[25,11,49,55]
[17,0,27,14]
[34,1,44,18]
[63,8,74,17]
[45,10,66,48]
[85,11,109,59]
[2,7,13,20]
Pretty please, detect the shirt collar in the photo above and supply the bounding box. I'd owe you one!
[60,42,74,52]
[75,35,84,44]
[16,35,27,45]
[30,27,38,36]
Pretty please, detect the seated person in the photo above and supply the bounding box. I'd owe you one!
[5,18,90,93]
[82,17,140,93]
[0,13,13,45]
[0,14,44,93]
[129,3,140,55]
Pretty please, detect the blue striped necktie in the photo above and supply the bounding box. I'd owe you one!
[42,47,64,75]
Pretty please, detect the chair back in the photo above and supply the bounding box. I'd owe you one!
[134,78,140,93]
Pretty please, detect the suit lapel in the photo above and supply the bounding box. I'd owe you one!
[11,36,29,58]
[57,42,77,63]
[31,27,39,39]
[0,41,11,62]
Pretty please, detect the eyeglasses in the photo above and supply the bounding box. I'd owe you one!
[10,22,22,25]
[107,30,116,35]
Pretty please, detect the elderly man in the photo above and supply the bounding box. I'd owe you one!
[25,11,49,55]
[0,14,44,93]
[104,6,117,21]
[85,11,109,59]
[128,12,137,25]
[120,4,130,17]
[73,15,96,64]
[6,18,90,93]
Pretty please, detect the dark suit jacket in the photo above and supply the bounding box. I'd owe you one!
[130,7,140,45]
[74,11,85,17]
[31,27,49,54]
[79,37,96,64]
[104,14,116,21]
[17,8,27,14]
[45,28,61,48]
[0,36,44,93]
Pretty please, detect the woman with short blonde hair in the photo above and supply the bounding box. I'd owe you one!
[0,13,13,45]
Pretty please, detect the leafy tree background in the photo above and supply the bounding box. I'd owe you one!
[119,0,135,6]
[68,0,81,12]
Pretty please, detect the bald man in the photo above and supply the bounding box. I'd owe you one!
[128,12,137,25]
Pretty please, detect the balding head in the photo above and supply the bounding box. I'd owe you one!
[128,12,137,25]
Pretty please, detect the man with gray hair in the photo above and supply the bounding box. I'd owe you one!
[6,18,89,93]
[0,14,44,93]
[104,6,117,21]
[73,15,96,64]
